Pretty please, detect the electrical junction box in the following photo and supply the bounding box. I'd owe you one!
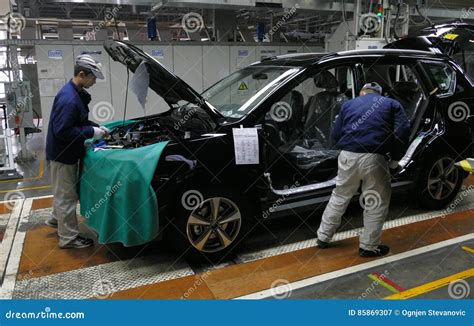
[5,81,35,129]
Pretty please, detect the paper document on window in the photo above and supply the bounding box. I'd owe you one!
[232,128,259,165]
[130,61,150,109]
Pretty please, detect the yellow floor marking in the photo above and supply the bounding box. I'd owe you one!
[385,268,474,300]
[0,185,51,194]
[462,246,474,254]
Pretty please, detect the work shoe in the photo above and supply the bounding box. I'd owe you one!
[359,245,390,257]
[59,236,93,249]
[317,239,329,249]
[45,218,58,228]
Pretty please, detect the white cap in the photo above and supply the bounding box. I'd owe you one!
[75,54,104,79]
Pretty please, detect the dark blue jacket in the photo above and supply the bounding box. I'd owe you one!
[332,93,411,160]
[46,80,99,164]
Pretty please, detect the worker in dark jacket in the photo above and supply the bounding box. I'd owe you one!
[45,54,109,249]
[317,82,410,257]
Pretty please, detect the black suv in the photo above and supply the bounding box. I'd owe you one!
[99,36,473,260]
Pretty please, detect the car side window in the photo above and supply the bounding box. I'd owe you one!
[265,65,355,151]
[423,61,456,96]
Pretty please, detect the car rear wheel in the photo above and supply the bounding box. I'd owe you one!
[166,188,254,264]
[416,155,463,209]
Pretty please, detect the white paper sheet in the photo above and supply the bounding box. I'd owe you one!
[130,61,150,109]
[232,127,259,165]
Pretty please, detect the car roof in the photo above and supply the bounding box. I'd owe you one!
[251,49,446,67]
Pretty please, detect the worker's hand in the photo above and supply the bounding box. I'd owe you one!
[92,127,106,140]
[389,160,400,170]
[389,160,401,178]
[100,126,111,134]
[99,126,111,138]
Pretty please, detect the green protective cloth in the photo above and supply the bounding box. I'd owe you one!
[79,120,169,246]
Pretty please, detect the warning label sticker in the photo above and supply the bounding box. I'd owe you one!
[238,82,248,91]
[443,33,459,40]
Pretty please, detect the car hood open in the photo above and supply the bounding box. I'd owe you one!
[103,40,221,119]
[385,23,474,57]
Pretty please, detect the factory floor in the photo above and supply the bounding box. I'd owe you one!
[0,121,52,200]
[0,127,472,300]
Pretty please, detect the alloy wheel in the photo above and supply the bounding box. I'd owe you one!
[427,157,460,201]
[186,197,241,253]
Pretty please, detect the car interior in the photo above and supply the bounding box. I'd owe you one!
[265,63,426,188]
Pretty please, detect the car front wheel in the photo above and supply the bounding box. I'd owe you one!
[166,188,254,263]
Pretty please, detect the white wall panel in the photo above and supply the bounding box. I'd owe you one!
[35,44,74,140]
[202,45,230,91]
[257,45,280,60]
[173,45,203,93]
[230,45,257,73]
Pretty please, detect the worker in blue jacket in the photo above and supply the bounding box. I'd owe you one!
[317,82,411,257]
[45,54,109,249]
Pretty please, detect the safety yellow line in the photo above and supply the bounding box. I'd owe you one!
[0,159,45,183]
[0,185,51,193]
[462,246,474,254]
[385,268,474,300]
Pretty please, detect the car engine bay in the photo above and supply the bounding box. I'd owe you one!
[101,106,217,149]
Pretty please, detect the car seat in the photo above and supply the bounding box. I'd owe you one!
[303,71,347,145]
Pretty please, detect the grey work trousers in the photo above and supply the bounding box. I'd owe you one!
[317,151,391,251]
[50,160,80,247]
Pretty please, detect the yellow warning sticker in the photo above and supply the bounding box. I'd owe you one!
[238,82,248,91]
[443,33,459,40]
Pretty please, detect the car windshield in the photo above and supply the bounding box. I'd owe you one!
[201,66,301,119]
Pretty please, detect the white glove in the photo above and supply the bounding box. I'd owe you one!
[100,126,111,134]
[92,127,106,139]
[389,160,400,169]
